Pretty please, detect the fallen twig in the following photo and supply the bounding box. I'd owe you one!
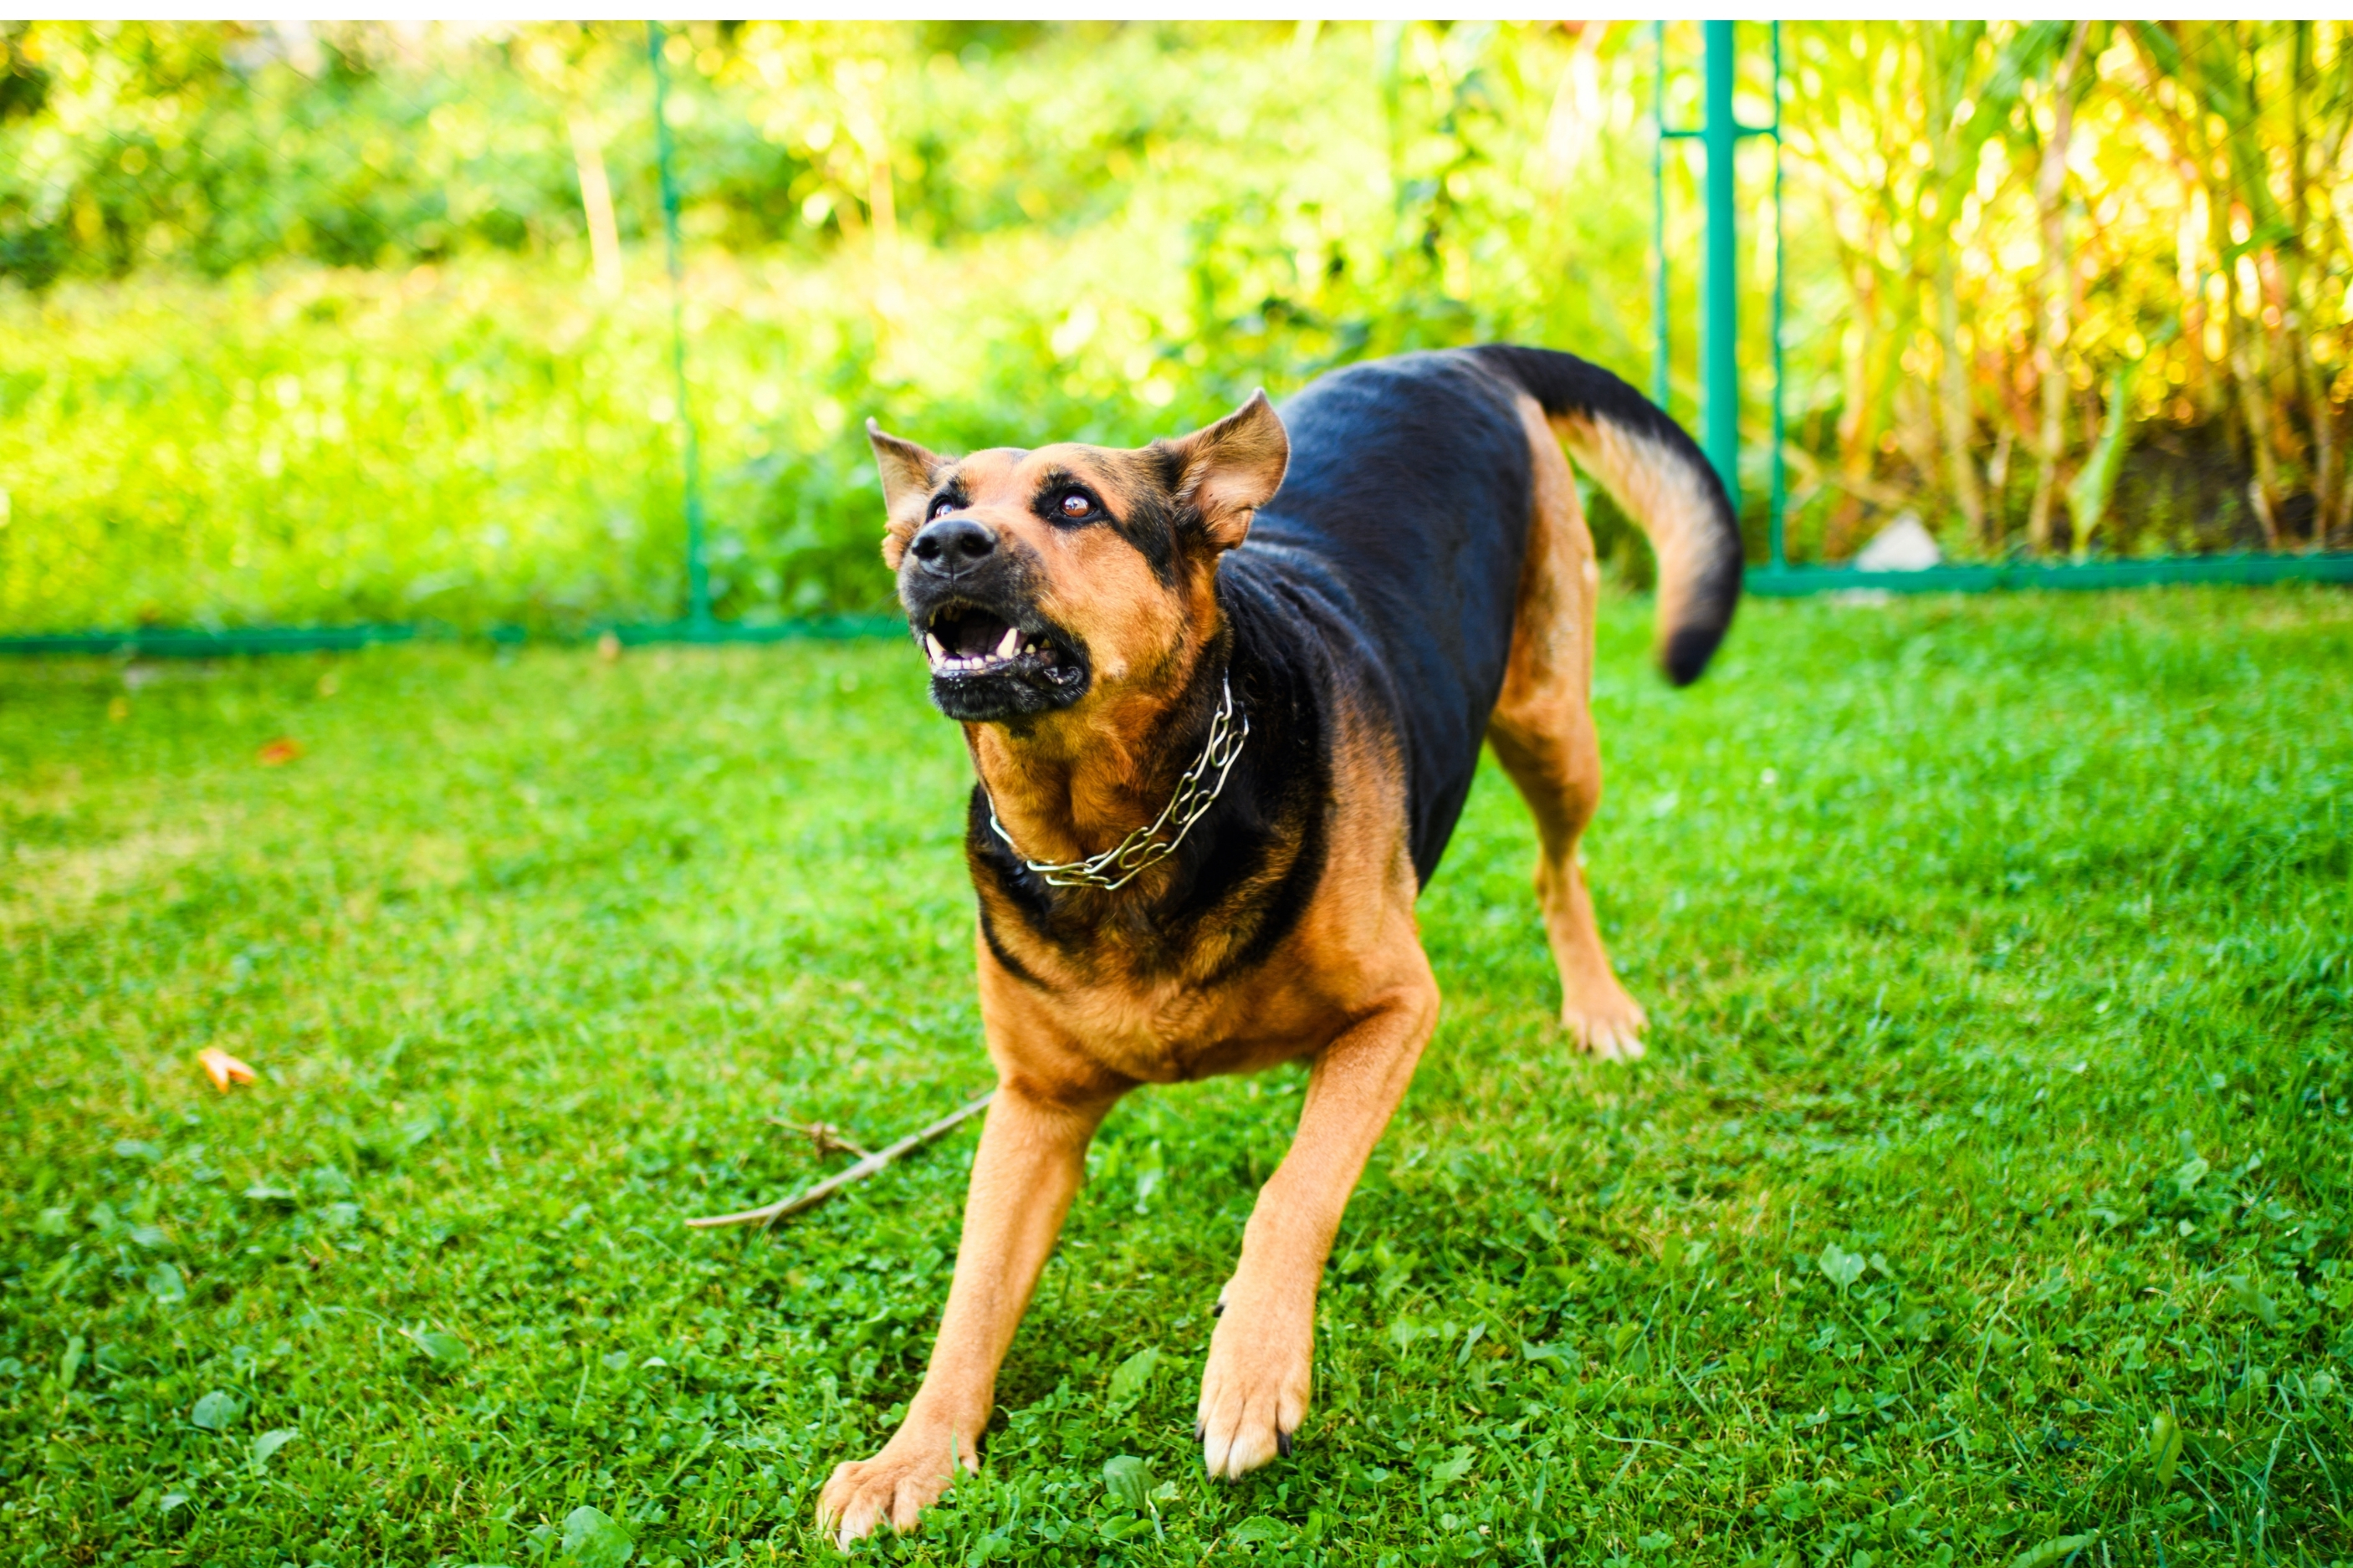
[686,1093,994,1231]
[766,1117,874,1160]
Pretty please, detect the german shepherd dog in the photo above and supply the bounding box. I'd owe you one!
[819,345,1741,1544]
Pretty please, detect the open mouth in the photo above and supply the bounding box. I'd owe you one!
[920,601,1083,686]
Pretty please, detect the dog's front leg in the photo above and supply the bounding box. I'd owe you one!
[818,1081,1116,1545]
[1200,975,1440,1478]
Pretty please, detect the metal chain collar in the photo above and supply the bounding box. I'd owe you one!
[984,673,1249,892]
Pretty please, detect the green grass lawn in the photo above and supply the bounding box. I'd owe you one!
[3,589,2349,1567]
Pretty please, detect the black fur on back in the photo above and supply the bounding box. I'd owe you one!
[1242,350,1537,885]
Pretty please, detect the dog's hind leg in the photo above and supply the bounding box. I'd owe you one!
[1484,395,1648,1060]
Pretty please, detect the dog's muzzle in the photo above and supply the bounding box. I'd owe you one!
[899,522,1089,721]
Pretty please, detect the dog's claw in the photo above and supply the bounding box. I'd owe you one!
[1561,988,1648,1060]
[817,1435,974,1545]
[1198,1285,1312,1481]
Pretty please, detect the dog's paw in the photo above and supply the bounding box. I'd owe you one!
[1197,1291,1312,1479]
[816,1433,973,1549]
[1562,982,1647,1061]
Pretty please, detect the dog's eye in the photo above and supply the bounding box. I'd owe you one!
[1058,492,1092,518]
[929,498,957,520]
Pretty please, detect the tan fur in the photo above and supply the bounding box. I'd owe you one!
[1550,410,1732,677]
[819,391,1642,1545]
[1490,397,1648,1058]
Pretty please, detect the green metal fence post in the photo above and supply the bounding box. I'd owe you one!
[1701,21,1740,515]
[1657,23,1783,561]
[648,21,713,630]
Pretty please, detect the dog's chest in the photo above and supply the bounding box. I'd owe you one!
[1034,963,1348,1084]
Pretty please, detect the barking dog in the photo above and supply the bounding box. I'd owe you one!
[819,345,1741,1544]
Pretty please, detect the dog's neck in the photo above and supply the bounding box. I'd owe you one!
[964,627,1232,876]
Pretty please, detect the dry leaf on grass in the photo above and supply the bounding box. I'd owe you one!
[198,1048,256,1091]
[255,737,304,765]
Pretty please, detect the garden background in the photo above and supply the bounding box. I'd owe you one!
[7,19,2353,635]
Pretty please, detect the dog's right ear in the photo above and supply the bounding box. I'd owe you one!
[1156,390,1289,553]
[869,420,949,567]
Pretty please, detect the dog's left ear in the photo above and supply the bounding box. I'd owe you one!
[1158,390,1289,553]
[868,420,951,567]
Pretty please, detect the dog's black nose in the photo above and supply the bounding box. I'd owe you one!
[909,515,996,574]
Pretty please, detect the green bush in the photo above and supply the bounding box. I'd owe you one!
[3,23,1670,633]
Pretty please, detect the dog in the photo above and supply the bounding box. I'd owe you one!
[817,345,1741,1544]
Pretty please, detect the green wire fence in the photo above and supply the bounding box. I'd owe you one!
[6,21,2347,661]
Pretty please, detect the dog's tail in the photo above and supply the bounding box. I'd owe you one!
[1470,343,1743,686]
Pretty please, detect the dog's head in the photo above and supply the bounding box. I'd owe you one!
[868,394,1289,725]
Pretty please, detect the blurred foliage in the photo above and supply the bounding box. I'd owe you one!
[3,21,2350,632]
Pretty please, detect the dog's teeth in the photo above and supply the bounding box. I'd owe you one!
[925,632,948,667]
[996,626,1021,660]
